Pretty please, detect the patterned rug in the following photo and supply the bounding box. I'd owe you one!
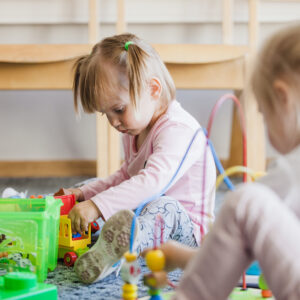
[0,177,228,299]
[46,258,181,300]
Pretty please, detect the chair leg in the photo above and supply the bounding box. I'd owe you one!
[108,125,121,175]
[227,90,266,173]
[96,114,121,178]
[96,114,109,177]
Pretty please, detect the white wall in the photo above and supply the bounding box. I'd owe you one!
[0,0,299,161]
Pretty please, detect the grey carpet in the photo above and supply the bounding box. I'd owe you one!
[0,176,91,197]
[0,177,230,299]
[46,259,181,300]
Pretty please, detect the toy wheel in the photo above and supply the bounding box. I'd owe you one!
[64,252,77,267]
[91,221,100,233]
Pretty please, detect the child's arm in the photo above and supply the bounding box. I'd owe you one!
[54,161,129,202]
[79,161,129,201]
[143,240,198,271]
[54,162,129,233]
[142,241,198,289]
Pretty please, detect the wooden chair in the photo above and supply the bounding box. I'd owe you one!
[0,0,266,177]
[110,0,266,173]
[0,44,95,177]
[116,0,300,174]
[96,0,266,175]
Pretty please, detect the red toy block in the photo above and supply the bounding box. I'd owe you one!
[55,194,76,215]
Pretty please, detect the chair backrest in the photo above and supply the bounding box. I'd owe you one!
[0,44,92,90]
[0,0,100,91]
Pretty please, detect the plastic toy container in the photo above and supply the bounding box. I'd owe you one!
[0,272,57,299]
[0,196,62,282]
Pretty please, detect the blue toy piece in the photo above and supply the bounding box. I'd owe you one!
[148,289,163,300]
[71,233,82,239]
[246,261,261,276]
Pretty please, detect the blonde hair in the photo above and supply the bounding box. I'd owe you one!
[252,23,300,110]
[73,33,175,113]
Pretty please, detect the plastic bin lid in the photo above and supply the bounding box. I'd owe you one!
[4,272,37,290]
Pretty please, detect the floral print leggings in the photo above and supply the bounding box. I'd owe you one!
[135,196,198,253]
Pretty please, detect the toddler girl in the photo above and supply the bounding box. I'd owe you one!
[56,33,216,283]
[144,24,300,300]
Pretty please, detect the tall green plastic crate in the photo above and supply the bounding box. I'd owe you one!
[0,196,62,282]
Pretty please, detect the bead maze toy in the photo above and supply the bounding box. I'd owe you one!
[121,94,272,300]
[143,249,166,300]
[54,194,100,267]
[143,216,167,300]
[121,252,141,300]
[0,196,62,282]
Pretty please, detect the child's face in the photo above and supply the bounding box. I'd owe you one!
[97,83,161,137]
[258,80,300,154]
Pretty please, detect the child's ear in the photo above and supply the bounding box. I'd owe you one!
[273,79,290,109]
[149,78,162,100]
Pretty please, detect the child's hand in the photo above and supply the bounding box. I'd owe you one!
[54,188,84,202]
[142,240,198,272]
[143,271,168,289]
[68,200,102,234]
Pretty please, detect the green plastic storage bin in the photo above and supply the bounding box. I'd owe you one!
[0,196,62,282]
[0,272,57,299]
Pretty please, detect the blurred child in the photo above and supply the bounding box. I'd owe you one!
[143,24,300,300]
[55,33,216,283]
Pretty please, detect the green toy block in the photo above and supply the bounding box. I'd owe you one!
[139,291,173,300]
[258,274,269,290]
[0,272,57,299]
[0,196,62,282]
[229,287,274,299]
[161,292,173,300]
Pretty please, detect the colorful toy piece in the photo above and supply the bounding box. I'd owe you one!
[229,273,274,300]
[0,272,57,299]
[246,260,261,276]
[144,249,166,300]
[58,215,91,267]
[139,292,173,300]
[91,221,100,233]
[55,194,100,267]
[121,252,141,300]
[54,194,76,215]
[259,274,273,298]
[229,287,275,299]
[145,250,165,273]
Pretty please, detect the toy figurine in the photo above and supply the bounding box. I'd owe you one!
[121,252,141,300]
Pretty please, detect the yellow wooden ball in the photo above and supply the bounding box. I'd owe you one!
[145,249,165,272]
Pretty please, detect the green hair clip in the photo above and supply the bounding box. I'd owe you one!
[124,41,134,51]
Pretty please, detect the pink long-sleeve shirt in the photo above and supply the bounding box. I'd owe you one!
[80,100,216,244]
